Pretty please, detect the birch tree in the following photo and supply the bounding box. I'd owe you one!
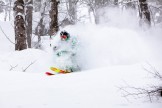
[25,0,33,48]
[49,0,59,36]
[139,0,151,26]
[13,0,27,50]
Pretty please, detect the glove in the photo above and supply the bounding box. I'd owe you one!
[53,46,58,51]
[56,52,61,56]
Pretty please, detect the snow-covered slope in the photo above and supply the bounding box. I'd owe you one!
[0,63,161,108]
[0,20,162,108]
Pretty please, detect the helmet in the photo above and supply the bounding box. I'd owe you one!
[60,31,70,41]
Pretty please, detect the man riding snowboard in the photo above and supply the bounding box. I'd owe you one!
[52,30,80,73]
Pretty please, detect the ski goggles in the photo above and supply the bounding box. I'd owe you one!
[61,35,67,39]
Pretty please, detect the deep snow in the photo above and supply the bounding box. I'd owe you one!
[0,8,162,108]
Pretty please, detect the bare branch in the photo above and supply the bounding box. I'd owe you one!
[143,62,162,80]
[9,64,18,71]
[119,85,162,102]
[0,25,15,44]
[119,64,162,102]
[22,60,36,72]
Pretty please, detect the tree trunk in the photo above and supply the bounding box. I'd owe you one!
[139,0,151,26]
[35,1,47,48]
[14,0,27,51]
[4,7,7,21]
[49,0,59,36]
[114,0,118,5]
[9,0,12,21]
[25,0,33,48]
[68,0,77,24]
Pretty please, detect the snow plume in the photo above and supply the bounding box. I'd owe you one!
[61,24,149,70]
[58,7,162,71]
[97,7,139,29]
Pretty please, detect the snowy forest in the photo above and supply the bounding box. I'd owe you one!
[0,0,162,108]
[0,0,162,49]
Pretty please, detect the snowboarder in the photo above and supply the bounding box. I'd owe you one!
[52,30,79,72]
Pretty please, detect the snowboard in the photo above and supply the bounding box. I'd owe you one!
[45,72,55,76]
[45,67,70,76]
[50,67,70,74]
